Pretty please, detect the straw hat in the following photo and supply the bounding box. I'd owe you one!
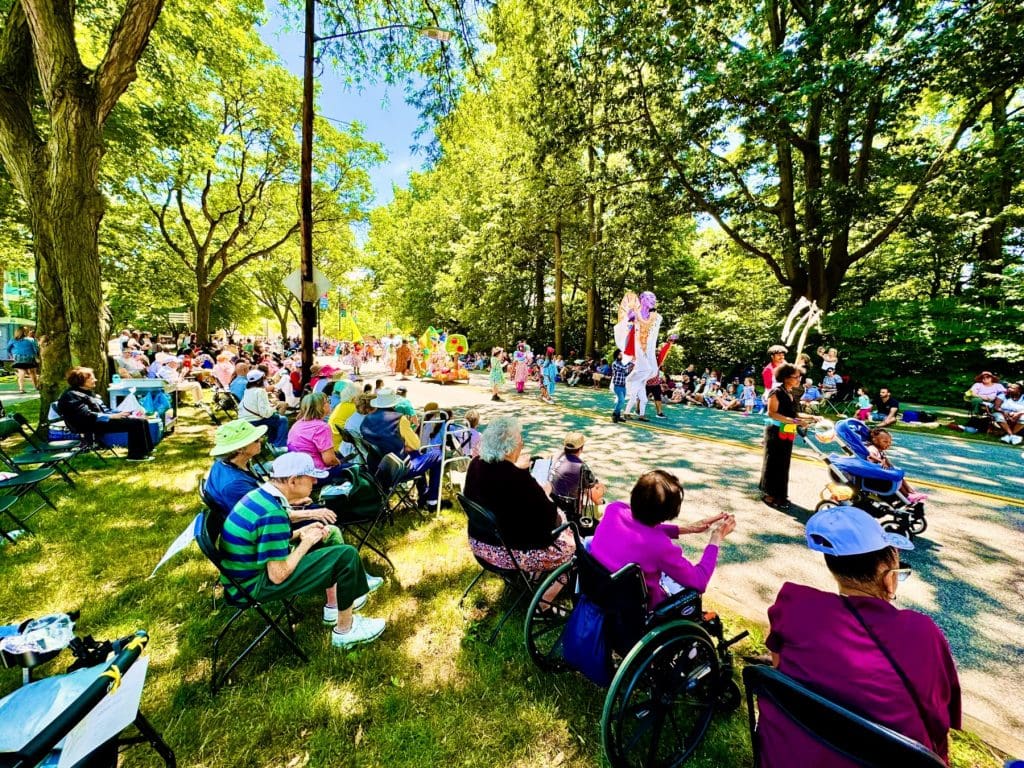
[210,420,268,456]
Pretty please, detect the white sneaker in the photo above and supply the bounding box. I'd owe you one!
[366,574,385,593]
[331,615,385,648]
[323,593,368,624]
[1001,434,1013,443]
[1012,435,1023,445]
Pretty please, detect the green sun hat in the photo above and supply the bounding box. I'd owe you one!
[210,420,268,456]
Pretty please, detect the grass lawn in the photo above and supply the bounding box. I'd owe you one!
[0,400,1006,767]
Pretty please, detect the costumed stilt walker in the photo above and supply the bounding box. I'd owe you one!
[614,291,665,421]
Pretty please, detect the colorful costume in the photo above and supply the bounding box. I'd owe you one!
[613,291,665,418]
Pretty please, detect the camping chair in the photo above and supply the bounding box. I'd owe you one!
[456,493,547,642]
[0,465,60,537]
[321,466,397,573]
[372,452,418,519]
[211,386,239,422]
[193,510,308,693]
[0,630,175,768]
[743,665,946,768]
[0,418,77,488]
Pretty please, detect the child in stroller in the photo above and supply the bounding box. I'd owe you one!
[804,418,928,538]
[865,428,928,505]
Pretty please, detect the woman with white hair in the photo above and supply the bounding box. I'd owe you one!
[463,416,575,576]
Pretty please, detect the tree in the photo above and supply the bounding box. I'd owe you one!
[0,0,164,411]
[587,0,1024,309]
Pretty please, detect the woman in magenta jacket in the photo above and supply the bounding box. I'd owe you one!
[590,470,736,609]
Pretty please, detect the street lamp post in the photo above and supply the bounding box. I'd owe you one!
[298,4,451,388]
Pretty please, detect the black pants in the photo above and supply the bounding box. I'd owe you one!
[759,426,793,501]
[93,418,154,459]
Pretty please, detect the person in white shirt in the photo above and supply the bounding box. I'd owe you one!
[238,368,288,447]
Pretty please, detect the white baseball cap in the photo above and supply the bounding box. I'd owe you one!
[269,452,328,479]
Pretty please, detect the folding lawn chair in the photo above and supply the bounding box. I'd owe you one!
[0,465,60,538]
[372,452,418,519]
[0,417,78,488]
[321,466,397,573]
[0,630,176,767]
[10,413,87,460]
[193,510,309,693]
[743,665,946,768]
[456,493,546,642]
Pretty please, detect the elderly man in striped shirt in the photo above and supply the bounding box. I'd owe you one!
[220,452,386,649]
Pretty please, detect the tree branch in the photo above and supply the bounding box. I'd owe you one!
[96,0,166,123]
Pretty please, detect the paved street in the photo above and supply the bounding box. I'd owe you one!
[372,366,1024,756]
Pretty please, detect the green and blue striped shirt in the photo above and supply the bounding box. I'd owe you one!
[219,485,291,601]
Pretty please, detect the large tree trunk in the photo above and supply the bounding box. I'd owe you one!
[195,281,213,343]
[974,89,1011,303]
[533,249,545,340]
[584,146,599,356]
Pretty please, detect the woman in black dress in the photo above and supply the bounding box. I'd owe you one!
[759,363,811,509]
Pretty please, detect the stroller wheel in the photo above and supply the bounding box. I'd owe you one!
[814,500,838,513]
[909,516,928,535]
[882,520,911,538]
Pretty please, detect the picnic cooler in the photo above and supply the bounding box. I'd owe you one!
[97,417,164,449]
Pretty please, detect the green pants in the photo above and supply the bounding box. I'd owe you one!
[251,545,368,609]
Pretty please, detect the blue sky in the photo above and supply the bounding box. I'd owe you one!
[258,1,429,210]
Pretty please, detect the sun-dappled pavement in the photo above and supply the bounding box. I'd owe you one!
[413,368,1024,756]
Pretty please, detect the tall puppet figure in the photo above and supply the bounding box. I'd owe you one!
[614,291,664,419]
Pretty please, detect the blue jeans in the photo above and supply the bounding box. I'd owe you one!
[406,446,443,503]
[613,385,626,416]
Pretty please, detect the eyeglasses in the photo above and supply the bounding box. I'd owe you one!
[885,561,912,583]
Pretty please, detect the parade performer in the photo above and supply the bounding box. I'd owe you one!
[489,347,507,402]
[512,341,532,394]
[614,291,665,420]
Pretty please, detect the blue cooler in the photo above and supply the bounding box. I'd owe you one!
[98,417,164,449]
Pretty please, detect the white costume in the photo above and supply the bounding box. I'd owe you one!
[614,292,663,418]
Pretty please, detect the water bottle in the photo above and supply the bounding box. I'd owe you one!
[111,374,121,384]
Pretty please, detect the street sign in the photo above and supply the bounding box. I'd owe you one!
[318,297,329,310]
[284,268,332,302]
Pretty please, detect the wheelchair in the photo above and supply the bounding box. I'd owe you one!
[523,529,748,767]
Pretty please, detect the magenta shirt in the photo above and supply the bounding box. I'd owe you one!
[286,419,333,469]
[759,582,961,766]
[589,501,719,609]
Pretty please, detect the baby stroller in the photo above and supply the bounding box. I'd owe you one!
[801,419,927,538]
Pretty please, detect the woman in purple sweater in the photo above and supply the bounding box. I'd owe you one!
[590,470,735,610]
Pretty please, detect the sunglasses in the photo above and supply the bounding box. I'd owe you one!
[885,561,913,583]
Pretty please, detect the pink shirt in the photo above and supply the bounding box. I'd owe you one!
[759,583,960,766]
[589,501,719,609]
[286,419,334,469]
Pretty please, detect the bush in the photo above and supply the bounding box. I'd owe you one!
[824,299,1024,405]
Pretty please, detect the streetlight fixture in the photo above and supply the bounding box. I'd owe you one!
[299,4,451,388]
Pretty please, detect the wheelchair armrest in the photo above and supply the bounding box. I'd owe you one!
[651,588,703,621]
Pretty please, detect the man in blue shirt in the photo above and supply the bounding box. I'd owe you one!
[610,350,634,423]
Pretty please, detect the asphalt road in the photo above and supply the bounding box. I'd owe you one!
[343,364,1024,756]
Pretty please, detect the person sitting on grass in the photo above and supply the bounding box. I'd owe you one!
[994,381,1024,445]
[871,387,900,428]
[57,366,155,462]
[756,506,960,766]
[590,470,734,611]
[967,371,1005,415]
[221,452,386,649]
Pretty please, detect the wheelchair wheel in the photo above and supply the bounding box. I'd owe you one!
[602,621,718,768]
[716,678,742,713]
[524,560,578,672]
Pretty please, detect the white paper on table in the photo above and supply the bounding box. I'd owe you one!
[56,656,150,768]
[530,458,551,485]
[114,392,143,413]
[148,514,201,578]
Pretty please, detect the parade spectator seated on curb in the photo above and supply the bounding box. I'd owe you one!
[238,368,288,448]
[220,452,386,649]
[966,371,1005,415]
[871,387,900,427]
[550,432,606,508]
[799,379,823,412]
[360,388,444,509]
[590,470,735,611]
[756,506,960,767]
[995,381,1024,445]
[57,366,155,462]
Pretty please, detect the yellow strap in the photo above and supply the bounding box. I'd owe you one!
[124,635,147,652]
[100,664,122,693]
